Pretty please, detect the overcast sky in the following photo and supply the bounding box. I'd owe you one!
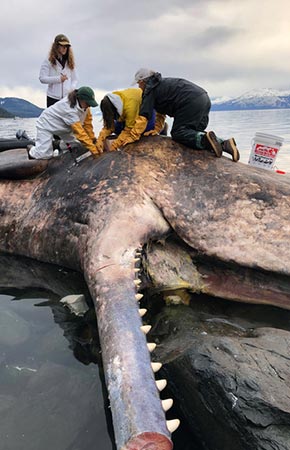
[0,0,289,108]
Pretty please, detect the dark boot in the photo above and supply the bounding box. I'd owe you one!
[222,138,240,162]
[52,139,61,151]
[203,131,223,157]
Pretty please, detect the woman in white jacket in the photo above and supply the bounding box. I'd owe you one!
[39,34,78,107]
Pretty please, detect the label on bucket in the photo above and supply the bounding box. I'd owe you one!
[248,143,279,170]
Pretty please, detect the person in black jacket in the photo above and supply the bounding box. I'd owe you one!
[118,68,239,161]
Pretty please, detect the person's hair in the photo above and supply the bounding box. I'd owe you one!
[100,96,119,129]
[68,89,78,107]
[48,41,75,70]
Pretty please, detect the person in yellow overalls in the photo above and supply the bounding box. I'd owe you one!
[95,88,156,153]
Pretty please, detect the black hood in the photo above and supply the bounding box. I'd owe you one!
[144,72,162,94]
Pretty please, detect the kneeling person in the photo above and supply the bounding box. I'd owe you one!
[28,86,99,160]
[119,69,239,162]
[96,87,156,153]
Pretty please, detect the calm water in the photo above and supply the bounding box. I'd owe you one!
[0,256,115,450]
[208,109,290,170]
[0,109,289,450]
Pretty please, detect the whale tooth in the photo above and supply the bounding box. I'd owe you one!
[156,379,167,391]
[133,257,140,263]
[140,325,151,334]
[167,419,180,433]
[135,293,143,301]
[147,343,156,352]
[151,362,162,372]
[162,399,173,412]
[134,279,141,286]
[139,308,147,317]
[134,268,140,273]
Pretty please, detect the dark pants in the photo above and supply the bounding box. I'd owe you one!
[171,92,211,149]
[47,96,60,108]
[46,97,61,140]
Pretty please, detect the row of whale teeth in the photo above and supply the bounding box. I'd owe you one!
[134,251,180,435]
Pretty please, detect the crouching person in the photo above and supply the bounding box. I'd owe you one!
[28,86,99,160]
[95,87,157,153]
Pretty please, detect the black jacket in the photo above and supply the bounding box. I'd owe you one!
[139,73,207,119]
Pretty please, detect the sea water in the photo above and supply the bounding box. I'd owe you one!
[0,292,115,450]
[208,109,290,170]
[0,109,290,450]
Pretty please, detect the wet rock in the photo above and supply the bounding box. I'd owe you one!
[150,297,290,450]
[60,294,89,316]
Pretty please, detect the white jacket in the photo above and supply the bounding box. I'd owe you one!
[39,58,78,100]
[36,96,88,134]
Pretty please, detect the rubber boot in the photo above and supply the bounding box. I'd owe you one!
[52,139,61,151]
[202,131,223,157]
[222,138,240,162]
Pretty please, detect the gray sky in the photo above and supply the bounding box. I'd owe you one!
[1,0,289,107]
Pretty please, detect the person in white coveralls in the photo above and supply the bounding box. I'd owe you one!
[27,87,100,160]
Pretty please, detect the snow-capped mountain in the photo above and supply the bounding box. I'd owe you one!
[211,88,290,111]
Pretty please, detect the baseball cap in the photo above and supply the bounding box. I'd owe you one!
[54,34,71,46]
[77,86,98,107]
[132,68,155,85]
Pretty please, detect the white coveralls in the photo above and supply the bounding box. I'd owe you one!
[30,96,97,159]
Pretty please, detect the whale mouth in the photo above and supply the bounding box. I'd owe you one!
[142,237,290,311]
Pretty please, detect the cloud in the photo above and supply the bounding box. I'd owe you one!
[0,0,289,104]
[0,86,46,108]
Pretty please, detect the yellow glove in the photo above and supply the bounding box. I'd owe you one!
[144,113,166,136]
[92,147,101,158]
[96,127,113,152]
[143,129,159,136]
[83,109,96,141]
[110,127,134,150]
[110,141,120,151]
[71,121,98,155]
[130,116,148,140]
[115,116,148,148]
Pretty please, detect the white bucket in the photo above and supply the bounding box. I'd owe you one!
[248,132,284,170]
